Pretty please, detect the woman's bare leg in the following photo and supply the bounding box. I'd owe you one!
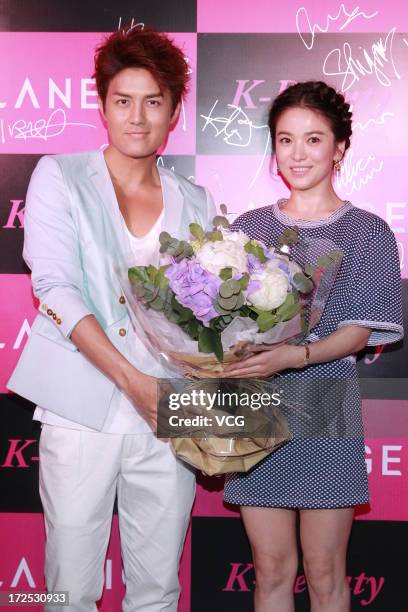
[241,506,298,612]
[300,508,354,612]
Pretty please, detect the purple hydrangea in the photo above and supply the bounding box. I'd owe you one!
[165,258,222,326]
[247,253,263,273]
[233,268,262,301]
[245,278,262,298]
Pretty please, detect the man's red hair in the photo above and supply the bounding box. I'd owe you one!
[94,26,189,110]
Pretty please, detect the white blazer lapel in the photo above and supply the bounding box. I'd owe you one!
[86,154,187,258]
[86,150,129,254]
[158,167,185,237]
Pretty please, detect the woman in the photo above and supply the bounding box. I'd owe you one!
[223,81,403,612]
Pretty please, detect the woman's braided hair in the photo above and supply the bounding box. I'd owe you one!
[268,81,352,152]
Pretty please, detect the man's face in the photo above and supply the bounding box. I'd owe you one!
[99,67,180,159]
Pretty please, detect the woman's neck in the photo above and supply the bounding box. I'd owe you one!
[283,184,345,221]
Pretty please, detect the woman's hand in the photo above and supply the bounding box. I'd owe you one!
[222,344,304,378]
[221,325,371,379]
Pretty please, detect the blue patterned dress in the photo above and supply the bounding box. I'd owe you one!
[224,201,403,508]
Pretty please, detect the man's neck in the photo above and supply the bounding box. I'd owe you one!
[103,146,160,191]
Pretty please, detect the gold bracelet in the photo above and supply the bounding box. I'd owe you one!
[303,343,310,367]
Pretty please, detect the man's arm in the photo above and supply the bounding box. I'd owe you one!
[24,156,158,429]
[70,315,158,429]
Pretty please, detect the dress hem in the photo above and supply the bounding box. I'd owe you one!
[224,497,370,509]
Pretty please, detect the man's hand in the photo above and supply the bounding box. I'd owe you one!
[122,369,159,431]
[70,315,160,431]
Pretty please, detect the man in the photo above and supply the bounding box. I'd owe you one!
[8,26,215,612]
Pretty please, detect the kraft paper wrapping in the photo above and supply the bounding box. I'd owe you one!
[171,435,289,476]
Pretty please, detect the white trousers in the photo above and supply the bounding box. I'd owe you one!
[39,425,195,612]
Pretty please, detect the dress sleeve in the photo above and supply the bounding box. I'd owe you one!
[338,226,404,346]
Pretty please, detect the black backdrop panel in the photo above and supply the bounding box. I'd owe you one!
[191,517,407,611]
[158,155,196,183]
[196,33,408,156]
[0,0,197,32]
[0,154,40,274]
[0,393,41,512]
[357,280,408,380]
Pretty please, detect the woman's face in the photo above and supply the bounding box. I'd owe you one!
[275,106,344,192]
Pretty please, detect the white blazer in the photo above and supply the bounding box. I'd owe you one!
[7,151,216,430]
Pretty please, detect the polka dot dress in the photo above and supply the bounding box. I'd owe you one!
[224,201,403,509]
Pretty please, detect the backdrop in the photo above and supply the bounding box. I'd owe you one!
[0,1,407,610]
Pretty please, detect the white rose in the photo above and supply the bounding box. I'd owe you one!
[196,239,248,276]
[265,255,302,279]
[221,229,250,247]
[248,267,289,310]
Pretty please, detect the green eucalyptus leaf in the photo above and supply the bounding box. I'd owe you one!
[328,249,344,262]
[304,263,315,278]
[182,242,194,258]
[275,292,301,321]
[292,272,314,294]
[189,223,205,241]
[185,319,201,340]
[154,265,170,289]
[218,295,239,310]
[219,283,234,299]
[277,227,300,248]
[213,215,230,229]
[128,266,148,284]
[167,311,180,323]
[235,292,244,309]
[149,296,165,311]
[219,267,233,281]
[317,255,333,268]
[228,279,241,293]
[238,273,249,290]
[133,286,146,299]
[257,311,277,332]
[198,327,224,361]
[244,240,267,263]
[159,231,172,245]
[214,302,231,315]
[206,230,223,242]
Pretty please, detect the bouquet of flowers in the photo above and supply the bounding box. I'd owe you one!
[123,205,342,372]
[119,206,343,475]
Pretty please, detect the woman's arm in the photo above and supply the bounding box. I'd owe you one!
[223,325,371,378]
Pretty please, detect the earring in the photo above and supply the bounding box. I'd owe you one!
[276,163,281,176]
[333,159,342,173]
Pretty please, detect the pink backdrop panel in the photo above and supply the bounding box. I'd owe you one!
[194,437,408,521]
[0,514,191,612]
[358,437,408,521]
[0,275,37,394]
[197,0,408,33]
[0,33,196,155]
